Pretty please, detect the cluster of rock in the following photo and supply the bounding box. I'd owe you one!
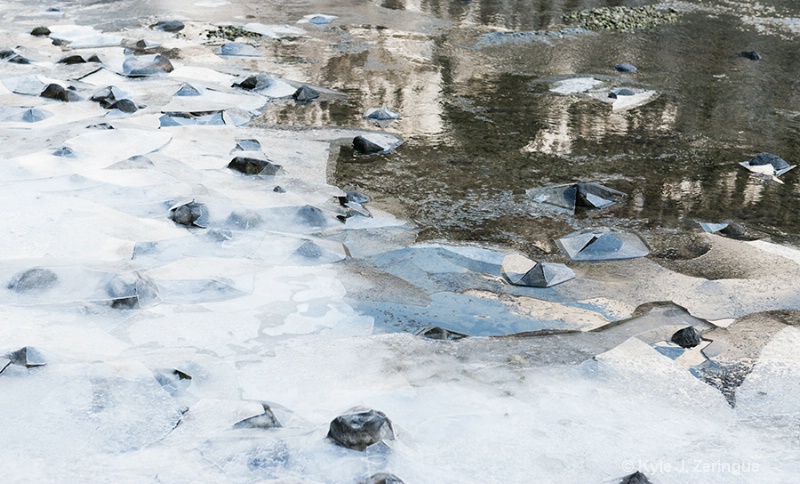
[563,6,680,32]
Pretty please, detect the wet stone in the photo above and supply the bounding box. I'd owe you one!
[107,99,138,113]
[168,201,208,228]
[362,473,405,484]
[327,408,395,451]
[739,50,761,61]
[615,63,637,73]
[122,54,174,77]
[353,136,385,155]
[228,156,283,176]
[31,26,51,36]
[40,84,81,102]
[417,326,468,340]
[671,326,702,348]
[8,346,47,368]
[620,471,652,484]
[233,404,282,429]
[8,268,58,293]
[151,20,185,32]
[293,85,320,104]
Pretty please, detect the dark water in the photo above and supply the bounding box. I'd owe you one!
[245,0,800,255]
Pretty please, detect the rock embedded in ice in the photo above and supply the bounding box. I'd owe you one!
[0,49,30,64]
[619,471,652,483]
[233,73,273,91]
[31,26,51,36]
[151,20,185,32]
[608,88,635,98]
[122,54,174,77]
[698,221,748,238]
[296,205,328,227]
[91,86,128,107]
[154,368,192,395]
[233,404,282,429]
[550,77,603,95]
[7,346,47,368]
[327,408,395,451]
[556,227,650,261]
[671,326,702,348]
[174,83,201,96]
[365,107,400,127]
[416,326,468,340]
[615,62,638,73]
[273,186,285,193]
[738,50,761,60]
[362,473,405,484]
[293,85,319,104]
[106,99,138,113]
[52,146,75,157]
[234,139,261,151]
[298,14,338,25]
[740,152,796,177]
[58,53,100,64]
[353,136,386,155]
[168,200,209,228]
[228,156,284,175]
[528,182,626,212]
[40,84,82,102]
[104,273,156,309]
[501,254,575,288]
[7,268,58,293]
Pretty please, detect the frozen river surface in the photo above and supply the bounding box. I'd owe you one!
[1,0,800,482]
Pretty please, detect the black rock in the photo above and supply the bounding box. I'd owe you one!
[608,88,635,98]
[273,186,286,193]
[233,404,282,429]
[293,85,320,104]
[614,62,637,73]
[151,20,185,32]
[228,156,283,175]
[362,473,405,484]
[353,136,385,155]
[107,99,138,113]
[168,201,208,228]
[8,346,47,368]
[58,54,87,65]
[86,123,115,130]
[232,73,273,91]
[620,471,653,484]
[91,86,126,106]
[7,268,58,293]
[671,326,702,348]
[4,53,30,64]
[40,83,81,102]
[105,274,154,309]
[31,26,51,37]
[417,326,467,340]
[749,153,790,170]
[327,408,395,451]
[719,222,746,238]
[739,50,761,61]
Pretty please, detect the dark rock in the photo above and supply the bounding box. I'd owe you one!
[8,346,47,368]
[614,62,637,73]
[362,473,405,484]
[748,153,790,170]
[293,85,320,104]
[233,404,282,429]
[232,73,273,91]
[40,83,81,102]
[226,210,262,229]
[671,326,702,348]
[151,20,185,32]
[87,123,115,130]
[228,156,283,175]
[327,408,394,451]
[107,99,138,113]
[719,222,746,238]
[154,368,192,395]
[174,83,201,96]
[8,268,58,292]
[31,26,51,36]
[353,136,385,155]
[417,326,468,340]
[168,201,208,228]
[122,54,174,77]
[273,186,286,193]
[739,50,761,61]
[294,240,324,258]
[0,49,30,64]
[58,54,87,64]
[105,273,155,309]
[620,471,652,484]
[160,111,225,127]
[91,86,127,106]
